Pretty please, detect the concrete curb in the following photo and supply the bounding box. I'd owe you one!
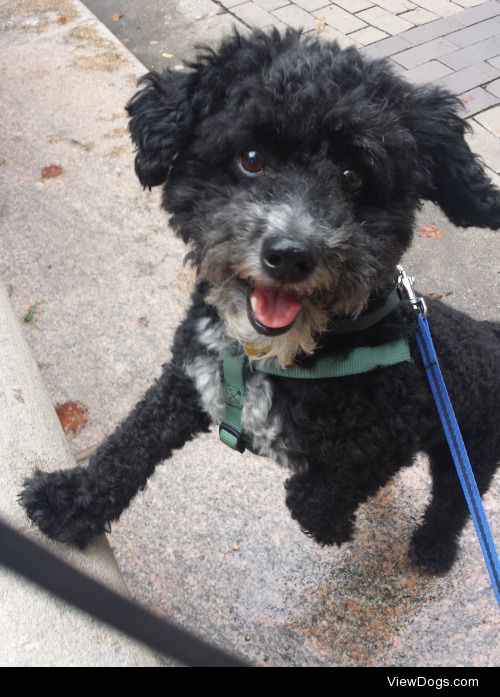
[0,280,161,666]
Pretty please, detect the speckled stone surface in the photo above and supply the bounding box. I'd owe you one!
[1,0,499,667]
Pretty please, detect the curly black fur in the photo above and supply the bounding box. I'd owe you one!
[20,29,500,575]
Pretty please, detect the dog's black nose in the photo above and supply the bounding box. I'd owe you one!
[261,236,316,284]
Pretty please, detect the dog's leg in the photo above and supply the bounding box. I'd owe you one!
[19,364,210,548]
[285,454,415,547]
[409,440,499,574]
[285,468,372,547]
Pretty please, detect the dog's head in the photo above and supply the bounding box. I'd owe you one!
[127,29,500,365]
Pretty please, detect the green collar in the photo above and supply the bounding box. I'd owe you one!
[253,339,412,378]
[219,339,412,453]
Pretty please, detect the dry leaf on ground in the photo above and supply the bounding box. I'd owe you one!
[55,401,89,435]
[427,292,453,301]
[41,164,63,179]
[110,12,124,21]
[316,17,327,33]
[418,223,444,239]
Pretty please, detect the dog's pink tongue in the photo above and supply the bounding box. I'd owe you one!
[251,286,302,328]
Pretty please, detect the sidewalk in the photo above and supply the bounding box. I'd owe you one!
[1,0,499,666]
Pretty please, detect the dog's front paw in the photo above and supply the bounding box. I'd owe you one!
[19,467,100,548]
[408,525,459,575]
[285,474,354,547]
[301,516,355,547]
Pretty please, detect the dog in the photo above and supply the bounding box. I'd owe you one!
[20,28,500,575]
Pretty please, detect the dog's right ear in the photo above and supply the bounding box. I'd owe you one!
[126,70,194,188]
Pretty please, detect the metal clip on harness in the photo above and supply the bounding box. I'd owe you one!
[397,265,427,318]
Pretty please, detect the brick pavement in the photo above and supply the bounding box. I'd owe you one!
[215,0,500,181]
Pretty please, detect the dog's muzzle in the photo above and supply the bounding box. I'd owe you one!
[244,235,315,336]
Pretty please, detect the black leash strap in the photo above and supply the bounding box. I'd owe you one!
[0,518,248,667]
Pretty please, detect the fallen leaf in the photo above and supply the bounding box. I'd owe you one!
[316,17,327,34]
[418,223,444,239]
[231,542,240,552]
[427,291,453,301]
[162,52,173,59]
[24,304,37,323]
[55,401,89,435]
[57,16,70,25]
[110,12,124,21]
[41,164,63,179]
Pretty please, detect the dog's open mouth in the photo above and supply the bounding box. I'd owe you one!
[247,284,302,336]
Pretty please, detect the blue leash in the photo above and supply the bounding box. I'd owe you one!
[398,267,500,608]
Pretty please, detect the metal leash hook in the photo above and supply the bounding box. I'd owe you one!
[397,265,427,318]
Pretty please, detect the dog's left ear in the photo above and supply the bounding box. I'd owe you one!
[407,85,500,229]
[126,70,194,188]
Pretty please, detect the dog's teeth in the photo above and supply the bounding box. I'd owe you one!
[250,295,257,312]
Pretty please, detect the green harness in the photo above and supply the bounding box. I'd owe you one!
[219,338,412,453]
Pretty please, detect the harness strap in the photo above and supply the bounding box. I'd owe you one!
[219,339,412,452]
[219,352,247,452]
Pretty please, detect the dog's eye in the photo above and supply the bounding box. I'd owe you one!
[341,168,364,193]
[238,151,266,176]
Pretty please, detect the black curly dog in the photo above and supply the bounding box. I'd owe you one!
[21,29,500,575]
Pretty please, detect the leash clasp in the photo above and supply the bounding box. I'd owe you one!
[397,265,427,318]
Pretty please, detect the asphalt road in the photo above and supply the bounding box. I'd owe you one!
[84,0,242,72]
